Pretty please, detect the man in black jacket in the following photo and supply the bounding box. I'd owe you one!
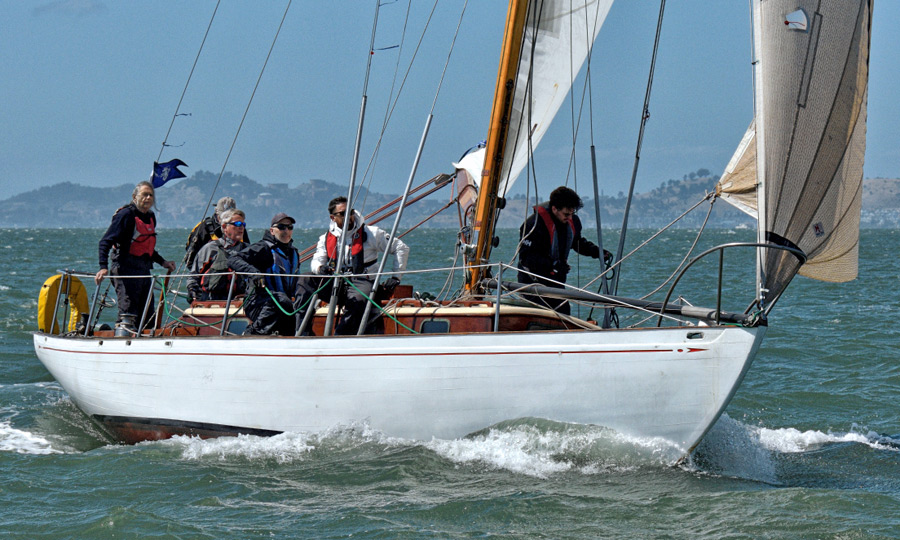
[95,181,176,334]
[517,186,609,315]
[227,212,301,335]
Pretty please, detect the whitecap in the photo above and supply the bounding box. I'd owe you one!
[0,421,64,455]
[757,424,900,453]
[427,422,684,478]
[164,431,317,463]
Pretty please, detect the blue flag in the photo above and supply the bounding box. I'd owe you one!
[151,159,187,188]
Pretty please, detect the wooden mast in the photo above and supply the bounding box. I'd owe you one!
[466,0,529,291]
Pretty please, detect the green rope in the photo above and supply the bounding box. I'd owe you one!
[262,277,335,317]
[342,277,418,334]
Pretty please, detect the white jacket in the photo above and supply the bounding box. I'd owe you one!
[310,210,409,280]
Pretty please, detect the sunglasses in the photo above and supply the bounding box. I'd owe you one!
[273,223,294,231]
[331,211,346,218]
[227,221,246,227]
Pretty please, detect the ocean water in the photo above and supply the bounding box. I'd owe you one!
[2,227,900,539]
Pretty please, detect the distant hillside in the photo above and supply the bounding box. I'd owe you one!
[1,170,898,228]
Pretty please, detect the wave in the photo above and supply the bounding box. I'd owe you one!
[426,419,685,477]
[691,414,900,483]
[0,421,63,455]
[164,418,687,477]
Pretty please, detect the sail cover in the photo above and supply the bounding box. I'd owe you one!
[496,0,614,197]
[717,0,871,305]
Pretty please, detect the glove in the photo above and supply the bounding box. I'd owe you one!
[319,264,335,276]
[603,250,613,266]
[550,261,569,276]
[380,276,400,294]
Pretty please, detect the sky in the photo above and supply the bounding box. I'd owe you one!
[2,1,898,207]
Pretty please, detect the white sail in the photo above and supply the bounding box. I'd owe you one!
[495,0,614,197]
[718,1,871,300]
[717,120,759,218]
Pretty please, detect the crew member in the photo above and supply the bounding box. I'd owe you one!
[227,212,301,336]
[187,209,248,302]
[297,196,409,335]
[95,181,177,335]
[517,186,610,315]
[185,196,250,268]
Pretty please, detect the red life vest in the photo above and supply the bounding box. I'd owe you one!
[325,228,367,274]
[534,205,575,265]
[129,213,157,258]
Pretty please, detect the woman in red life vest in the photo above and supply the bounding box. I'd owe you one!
[517,186,608,315]
[95,181,176,334]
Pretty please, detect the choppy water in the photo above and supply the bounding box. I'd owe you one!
[2,227,900,539]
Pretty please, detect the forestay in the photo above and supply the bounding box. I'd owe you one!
[717,0,871,306]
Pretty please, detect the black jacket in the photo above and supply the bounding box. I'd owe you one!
[227,231,299,295]
[98,203,166,270]
[517,202,600,285]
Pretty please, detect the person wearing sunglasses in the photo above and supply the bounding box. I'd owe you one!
[227,212,303,335]
[184,196,250,269]
[296,195,409,335]
[517,186,612,315]
[186,209,248,302]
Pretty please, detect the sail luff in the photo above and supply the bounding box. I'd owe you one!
[467,0,530,291]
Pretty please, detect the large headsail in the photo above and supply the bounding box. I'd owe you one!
[717,1,871,307]
[468,0,614,288]
[498,0,614,197]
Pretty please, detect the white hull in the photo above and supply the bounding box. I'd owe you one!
[34,325,765,454]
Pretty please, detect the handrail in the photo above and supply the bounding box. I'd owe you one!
[657,242,807,327]
[47,247,796,338]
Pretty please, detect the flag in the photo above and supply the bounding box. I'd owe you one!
[151,159,187,188]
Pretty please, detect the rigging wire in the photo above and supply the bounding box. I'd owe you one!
[611,0,666,296]
[507,0,546,276]
[356,0,469,333]
[565,0,578,193]
[201,0,293,223]
[357,0,413,212]
[156,0,221,162]
[354,0,445,212]
[169,1,291,306]
[584,191,714,293]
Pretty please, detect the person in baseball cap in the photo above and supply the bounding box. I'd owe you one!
[270,212,295,226]
[227,211,302,335]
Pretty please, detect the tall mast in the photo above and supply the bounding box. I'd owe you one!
[466,0,529,291]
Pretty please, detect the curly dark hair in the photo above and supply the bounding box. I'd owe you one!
[548,186,583,210]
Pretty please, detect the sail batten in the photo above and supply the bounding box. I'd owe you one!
[718,0,871,304]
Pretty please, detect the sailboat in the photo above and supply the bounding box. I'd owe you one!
[33,0,871,460]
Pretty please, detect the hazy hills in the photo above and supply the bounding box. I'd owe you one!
[2,170,898,229]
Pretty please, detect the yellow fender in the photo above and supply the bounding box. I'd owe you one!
[38,274,90,334]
